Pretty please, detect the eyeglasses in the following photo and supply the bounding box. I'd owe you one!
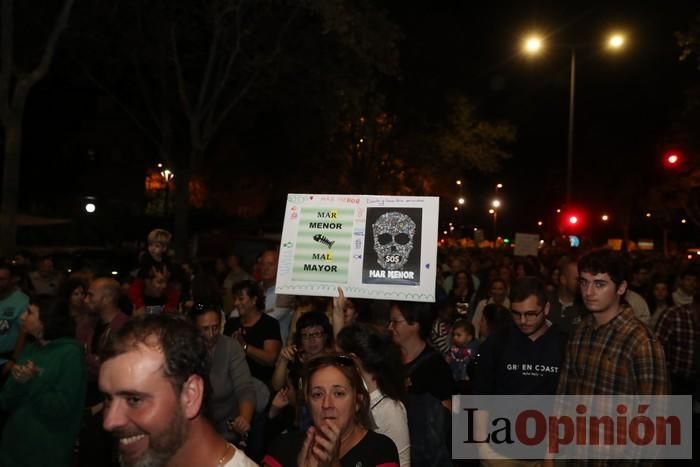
[300,331,325,340]
[510,309,543,321]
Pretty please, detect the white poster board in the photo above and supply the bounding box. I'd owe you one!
[513,233,540,257]
[275,194,439,302]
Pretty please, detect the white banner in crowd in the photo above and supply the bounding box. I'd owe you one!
[275,194,439,302]
[514,232,540,257]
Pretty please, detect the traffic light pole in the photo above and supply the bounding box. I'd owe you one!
[566,48,576,205]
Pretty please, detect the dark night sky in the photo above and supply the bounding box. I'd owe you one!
[381,0,699,239]
[12,0,700,243]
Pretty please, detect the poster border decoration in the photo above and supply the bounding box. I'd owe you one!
[275,194,439,303]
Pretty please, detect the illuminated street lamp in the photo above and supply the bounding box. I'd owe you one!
[523,34,544,54]
[160,168,175,216]
[681,219,687,224]
[490,198,501,240]
[521,30,628,204]
[537,221,543,227]
[645,212,652,218]
[83,196,97,214]
[496,183,503,189]
[458,197,466,205]
[456,180,462,186]
[601,214,609,222]
[607,33,626,50]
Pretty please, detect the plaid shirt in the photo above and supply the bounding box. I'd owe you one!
[654,303,698,381]
[558,306,668,395]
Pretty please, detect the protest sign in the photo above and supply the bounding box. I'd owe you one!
[275,194,439,302]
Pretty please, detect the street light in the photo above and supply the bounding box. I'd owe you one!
[160,168,175,216]
[521,30,627,204]
[458,197,466,205]
[456,180,462,186]
[490,198,501,240]
[523,34,544,54]
[607,33,626,50]
[601,214,609,222]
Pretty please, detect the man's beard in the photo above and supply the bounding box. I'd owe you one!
[118,405,188,467]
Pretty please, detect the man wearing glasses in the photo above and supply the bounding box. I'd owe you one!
[473,276,566,396]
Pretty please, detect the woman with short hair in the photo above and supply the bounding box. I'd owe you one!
[0,296,86,467]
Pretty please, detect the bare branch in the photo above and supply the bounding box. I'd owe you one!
[24,0,75,87]
[206,70,258,142]
[131,55,163,134]
[79,62,164,153]
[205,5,300,142]
[194,5,223,112]
[170,24,193,119]
[0,0,14,120]
[200,2,242,117]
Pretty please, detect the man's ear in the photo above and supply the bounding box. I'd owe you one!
[616,280,628,296]
[180,374,204,419]
[543,301,551,317]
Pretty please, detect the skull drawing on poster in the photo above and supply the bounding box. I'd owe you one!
[372,212,416,270]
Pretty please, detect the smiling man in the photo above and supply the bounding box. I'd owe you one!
[99,314,257,467]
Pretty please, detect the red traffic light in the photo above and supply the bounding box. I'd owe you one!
[560,209,584,233]
[663,150,682,169]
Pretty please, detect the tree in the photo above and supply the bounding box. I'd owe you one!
[0,0,75,255]
[678,12,700,69]
[76,0,400,257]
[436,95,516,174]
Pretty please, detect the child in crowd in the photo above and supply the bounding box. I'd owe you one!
[145,228,172,265]
[448,320,479,394]
[127,229,179,314]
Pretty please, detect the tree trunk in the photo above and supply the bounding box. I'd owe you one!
[173,165,191,260]
[0,118,22,256]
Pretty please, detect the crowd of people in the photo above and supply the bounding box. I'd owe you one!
[0,227,697,467]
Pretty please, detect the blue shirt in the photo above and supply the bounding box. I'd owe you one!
[0,289,30,357]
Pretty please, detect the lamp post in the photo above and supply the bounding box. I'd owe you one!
[522,32,626,204]
[160,168,174,216]
[491,198,501,240]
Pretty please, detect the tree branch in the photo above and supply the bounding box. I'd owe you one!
[23,0,75,89]
[200,1,242,118]
[131,55,163,134]
[170,24,193,119]
[195,3,223,112]
[78,61,165,154]
[0,0,15,120]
